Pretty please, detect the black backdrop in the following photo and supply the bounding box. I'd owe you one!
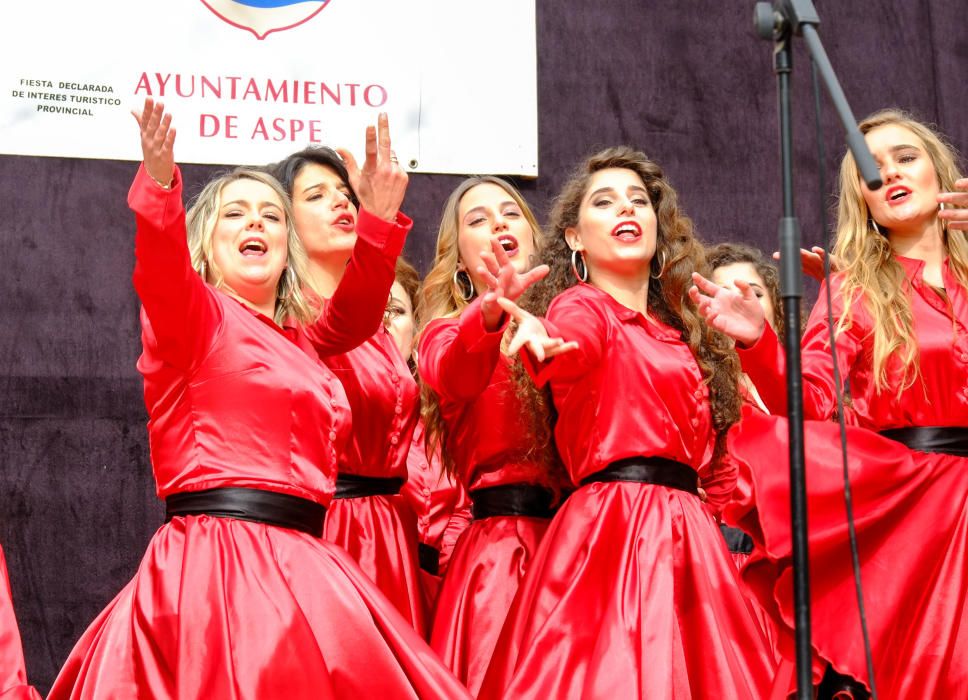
[2,1,965,692]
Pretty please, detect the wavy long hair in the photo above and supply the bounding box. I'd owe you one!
[417,177,561,478]
[835,108,967,391]
[185,168,314,325]
[528,147,742,458]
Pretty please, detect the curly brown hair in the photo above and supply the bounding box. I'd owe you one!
[529,146,743,459]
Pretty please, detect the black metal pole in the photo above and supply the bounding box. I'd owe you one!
[773,30,813,700]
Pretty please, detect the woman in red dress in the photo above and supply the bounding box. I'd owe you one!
[480,147,776,699]
[0,544,40,699]
[270,137,427,633]
[417,177,566,695]
[388,258,473,625]
[48,100,469,700]
[691,109,968,698]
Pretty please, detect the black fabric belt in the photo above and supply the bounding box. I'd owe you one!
[418,542,440,576]
[580,455,699,495]
[165,487,326,537]
[333,473,405,499]
[470,483,556,520]
[720,524,754,556]
[878,426,968,457]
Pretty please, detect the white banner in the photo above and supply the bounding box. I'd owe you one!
[0,1,538,175]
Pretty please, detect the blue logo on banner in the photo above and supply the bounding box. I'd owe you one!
[200,0,331,40]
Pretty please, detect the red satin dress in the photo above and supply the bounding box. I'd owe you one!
[479,283,776,700]
[401,420,473,625]
[321,327,426,634]
[419,296,560,695]
[726,255,968,697]
[47,166,470,700]
[0,545,40,700]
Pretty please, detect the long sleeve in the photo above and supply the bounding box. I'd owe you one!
[304,207,410,357]
[130,164,221,370]
[519,291,607,388]
[418,297,509,402]
[738,277,866,420]
[438,488,473,573]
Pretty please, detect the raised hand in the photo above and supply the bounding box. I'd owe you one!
[478,237,550,330]
[938,178,968,230]
[496,297,578,363]
[336,112,408,222]
[688,272,766,348]
[773,246,843,282]
[131,98,175,187]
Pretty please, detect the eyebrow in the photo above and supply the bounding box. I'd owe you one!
[463,201,519,218]
[889,144,921,153]
[221,200,282,209]
[301,181,345,195]
[587,185,649,199]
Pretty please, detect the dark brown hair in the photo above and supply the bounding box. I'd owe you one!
[705,242,785,338]
[530,146,743,458]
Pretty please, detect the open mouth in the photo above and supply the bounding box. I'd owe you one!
[886,186,911,204]
[497,234,520,257]
[239,237,268,257]
[333,213,356,231]
[611,221,642,241]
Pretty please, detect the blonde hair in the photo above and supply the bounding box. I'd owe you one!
[185,168,315,326]
[417,177,560,479]
[418,176,543,325]
[835,109,967,391]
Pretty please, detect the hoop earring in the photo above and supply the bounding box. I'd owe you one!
[869,218,884,236]
[199,260,208,281]
[453,269,474,301]
[570,249,589,283]
[652,250,667,279]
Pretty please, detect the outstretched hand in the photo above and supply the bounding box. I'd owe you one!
[478,237,549,330]
[938,178,968,230]
[688,272,766,348]
[336,112,408,222]
[131,98,175,187]
[773,246,842,282]
[496,297,578,362]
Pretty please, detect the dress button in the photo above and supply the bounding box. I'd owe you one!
[961,353,968,363]
[691,417,700,427]
[330,398,338,407]
[394,406,403,415]
[390,435,399,445]
[423,488,431,496]
[328,431,337,441]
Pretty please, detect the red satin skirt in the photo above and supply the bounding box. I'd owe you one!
[724,410,968,698]
[324,493,427,636]
[0,546,40,700]
[47,515,470,700]
[430,515,549,696]
[479,481,776,700]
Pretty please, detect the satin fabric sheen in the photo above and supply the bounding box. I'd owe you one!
[731,256,968,696]
[481,283,775,699]
[48,167,470,699]
[322,328,426,633]
[430,516,549,695]
[401,421,472,626]
[0,545,40,700]
[419,297,561,692]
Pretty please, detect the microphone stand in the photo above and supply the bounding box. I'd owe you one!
[752,2,882,697]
